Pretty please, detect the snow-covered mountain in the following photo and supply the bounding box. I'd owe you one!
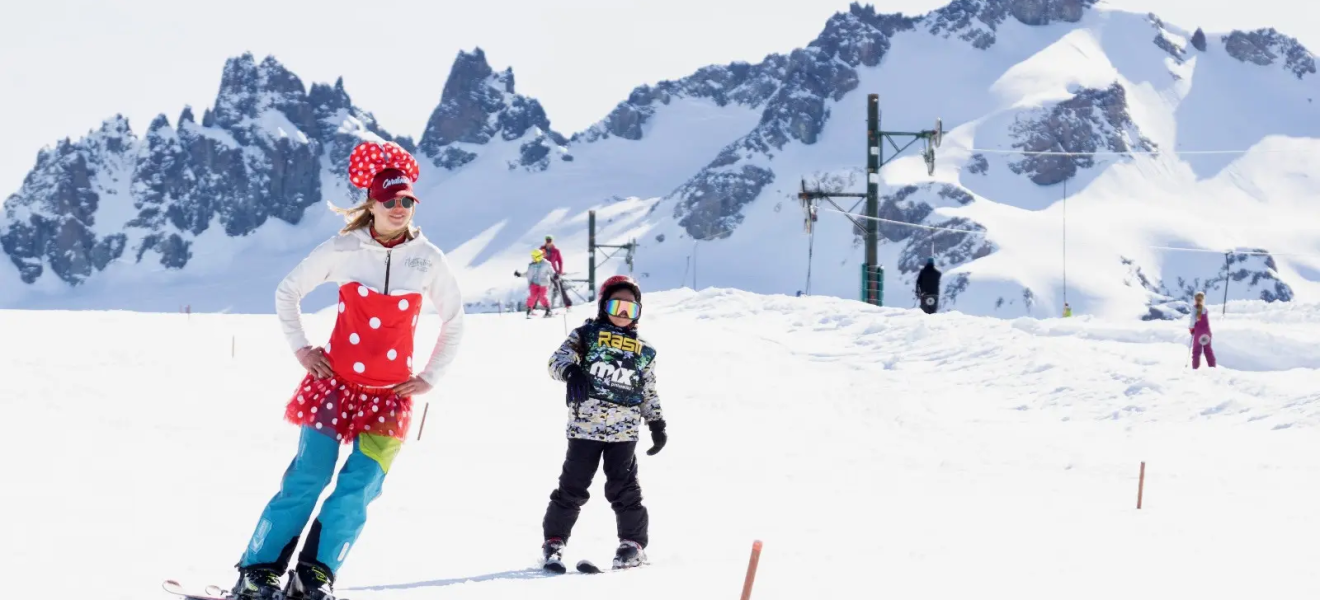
[3,0,1318,321]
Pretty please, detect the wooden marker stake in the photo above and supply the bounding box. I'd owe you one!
[1137,461,1146,509]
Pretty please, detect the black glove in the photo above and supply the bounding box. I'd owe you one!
[514,270,521,277]
[564,363,589,406]
[645,420,667,456]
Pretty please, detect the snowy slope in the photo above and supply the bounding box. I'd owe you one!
[5,290,1320,600]
[2,2,1318,321]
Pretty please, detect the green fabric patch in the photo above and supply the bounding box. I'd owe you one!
[358,433,403,473]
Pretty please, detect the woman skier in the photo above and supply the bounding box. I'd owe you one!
[230,140,466,600]
[1189,291,1216,369]
[539,275,667,572]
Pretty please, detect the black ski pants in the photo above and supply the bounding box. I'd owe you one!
[542,438,649,547]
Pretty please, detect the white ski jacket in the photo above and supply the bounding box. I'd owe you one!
[274,227,466,386]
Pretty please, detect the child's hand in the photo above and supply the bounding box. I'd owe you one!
[565,364,589,405]
[645,420,667,455]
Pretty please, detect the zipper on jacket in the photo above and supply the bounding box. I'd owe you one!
[384,249,392,294]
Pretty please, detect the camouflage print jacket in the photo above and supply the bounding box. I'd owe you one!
[548,318,663,442]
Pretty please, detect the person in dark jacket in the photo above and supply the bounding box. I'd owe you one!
[916,257,941,314]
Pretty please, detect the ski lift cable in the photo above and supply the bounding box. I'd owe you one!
[964,147,1292,156]
[817,207,1320,258]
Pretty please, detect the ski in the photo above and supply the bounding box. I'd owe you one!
[554,278,572,308]
[575,559,646,574]
[161,580,231,600]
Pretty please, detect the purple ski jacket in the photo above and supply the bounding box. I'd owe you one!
[1189,305,1212,337]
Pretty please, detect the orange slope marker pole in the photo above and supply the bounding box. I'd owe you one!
[740,540,763,600]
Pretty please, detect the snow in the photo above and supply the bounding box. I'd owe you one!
[179,118,241,149]
[5,289,1320,600]
[250,108,311,145]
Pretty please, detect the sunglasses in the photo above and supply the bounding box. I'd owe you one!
[381,197,415,209]
[605,299,640,320]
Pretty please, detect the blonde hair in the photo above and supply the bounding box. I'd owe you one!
[334,199,375,234]
[331,192,417,241]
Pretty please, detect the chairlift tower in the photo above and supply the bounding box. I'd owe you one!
[584,209,637,302]
[797,93,943,306]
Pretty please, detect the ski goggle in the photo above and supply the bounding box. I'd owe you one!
[381,197,415,209]
[605,299,640,320]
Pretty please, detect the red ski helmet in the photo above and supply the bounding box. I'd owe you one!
[598,275,642,322]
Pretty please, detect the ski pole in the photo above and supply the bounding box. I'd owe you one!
[416,402,430,441]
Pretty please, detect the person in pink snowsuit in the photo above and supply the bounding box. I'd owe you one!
[516,248,555,317]
[1188,291,1216,369]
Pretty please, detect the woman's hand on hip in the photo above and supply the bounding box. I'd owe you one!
[393,376,433,397]
[296,346,334,379]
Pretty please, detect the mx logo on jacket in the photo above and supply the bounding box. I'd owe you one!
[580,323,654,406]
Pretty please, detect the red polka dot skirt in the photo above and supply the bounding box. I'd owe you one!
[285,373,413,443]
[283,281,424,443]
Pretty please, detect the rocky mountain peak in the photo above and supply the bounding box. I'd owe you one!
[925,0,1097,49]
[0,51,412,286]
[1223,28,1316,79]
[1190,27,1207,51]
[308,76,353,116]
[208,52,322,149]
[416,48,567,171]
[1007,83,1155,185]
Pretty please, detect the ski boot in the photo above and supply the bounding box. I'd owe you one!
[612,539,646,570]
[284,562,337,600]
[230,566,285,600]
[542,538,567,573]
[543,307,554,318]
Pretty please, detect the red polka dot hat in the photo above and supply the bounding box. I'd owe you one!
[347,140,421,203]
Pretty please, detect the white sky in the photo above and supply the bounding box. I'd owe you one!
[0,0,1314,195]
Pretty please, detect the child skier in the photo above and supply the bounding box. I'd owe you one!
[515,248,555,318]
[1189,291,1216,369]
[540,275,667,572]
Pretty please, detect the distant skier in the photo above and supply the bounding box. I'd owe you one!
[515,248,555,318]
[541,235,572,308]
[1188,291,1216,369]
[541,235,565,275]
[1063,303,1072,317]
[540,275,667,573]
[232,140,466,600]
[916,257,941,314]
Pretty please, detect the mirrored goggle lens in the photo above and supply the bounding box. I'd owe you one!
[382,197,415,209]
[606,299,640,319]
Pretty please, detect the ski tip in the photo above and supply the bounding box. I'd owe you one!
[575,559,603,574]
